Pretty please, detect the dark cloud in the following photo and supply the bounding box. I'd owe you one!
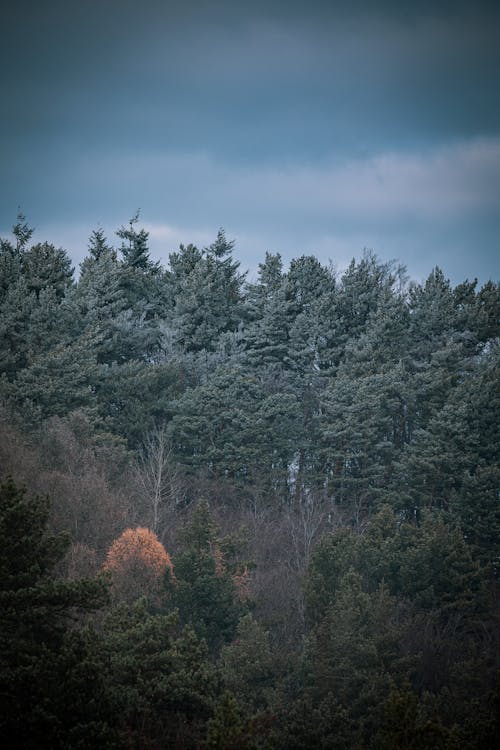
[1,0,499,282]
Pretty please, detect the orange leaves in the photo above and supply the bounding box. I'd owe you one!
[104,527,174,601]
[105,526,174,577]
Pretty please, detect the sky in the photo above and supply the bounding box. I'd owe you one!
[1,0,499,283]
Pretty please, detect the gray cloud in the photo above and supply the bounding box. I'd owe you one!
[2,1,499,284]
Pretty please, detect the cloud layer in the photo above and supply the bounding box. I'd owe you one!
[1,1,499,283]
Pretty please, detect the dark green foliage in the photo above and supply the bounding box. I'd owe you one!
[0,478,117,749]
[305,506,486,625]
[220,614,275,713]
[164,501,247,653]
[0,237,22,301]
[4,331,100,423]
[392,344,500,572]
[116,212,157,272]
[172,230,245,353]
[12,212,34,252]
[305,572,407,740]
[300,506,496,746]
[94,359,183,447]
[169,367,301,485]
[0,254,77,384]
[206,692,250,750]
[272,693,353,750]
[100,599,217,748]
[0,215,498,749]
[320,366,409,517]
[22,241,74,299]
[374,681,460,750]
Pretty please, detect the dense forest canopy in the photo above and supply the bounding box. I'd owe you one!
[0,214,499,748]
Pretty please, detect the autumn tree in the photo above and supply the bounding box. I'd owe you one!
[104,526,174,602]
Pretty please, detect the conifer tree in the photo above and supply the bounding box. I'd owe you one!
[164,501,246,653]
[173,230,245,353]
[0,478,117,748]
[22,241,74,299]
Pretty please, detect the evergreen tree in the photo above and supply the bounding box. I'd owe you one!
[320,365,408,520]
[168,367,301,486]
[322,252,399,369]
[22,241,74,299]
[393,345,500,571]
[305,571,406,746]
[100,599,217,749]
[243,282,293,370]
[0,478,117,749]
[472,279,500,344]
[12,211,34,252]
[116,211,157,272]
[173,230,245,353]
[220,614,275,713]
[0,231,23,301]
[94,358,182,447]
[4,330,100,424]
[245,251,284,320]
[164,501,247,653]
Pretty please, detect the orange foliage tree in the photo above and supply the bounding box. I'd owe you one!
[104,527,174,602]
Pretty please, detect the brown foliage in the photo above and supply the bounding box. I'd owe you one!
[104,527,174,601]
[104,527,174,577]
[104,527,174,602]
[0,410,132,560]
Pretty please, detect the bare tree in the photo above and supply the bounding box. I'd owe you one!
[134,427,185,541]
[285,488,330,577]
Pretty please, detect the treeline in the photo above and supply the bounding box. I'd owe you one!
[0,214,499,748]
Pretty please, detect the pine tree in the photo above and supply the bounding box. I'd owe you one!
[168,367,301,486]
[220,614,275,713]
[245,251,284,319]
[12,211,34,252]
[164,501,247,653]
[173,230,245,353]
[116,211,156,271]
[0,478,117,748]
[305,571,406,746]
[100,599,216,748]
[323,252,399,369]
[22,241,74,299]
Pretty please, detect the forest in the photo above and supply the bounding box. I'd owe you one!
[0,213,499,749]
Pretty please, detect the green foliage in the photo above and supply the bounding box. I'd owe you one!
[206,692,249,750]
[220,614,275,712]
[169,367,301,484]
[320,365,409,517]
[94,359,183,447]
[100,599,217,748]
[374,681,459,750]
[272,693,353,750]
[172,230,245,353]
[165,501,247,653]
[116,212,157,272]
[4,331,100,423]
[0,216,498,748]
[305,506,486,626]
[21,241,74,299]
[0,478,117,748]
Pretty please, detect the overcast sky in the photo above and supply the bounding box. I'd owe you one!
[1,0,499,283]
